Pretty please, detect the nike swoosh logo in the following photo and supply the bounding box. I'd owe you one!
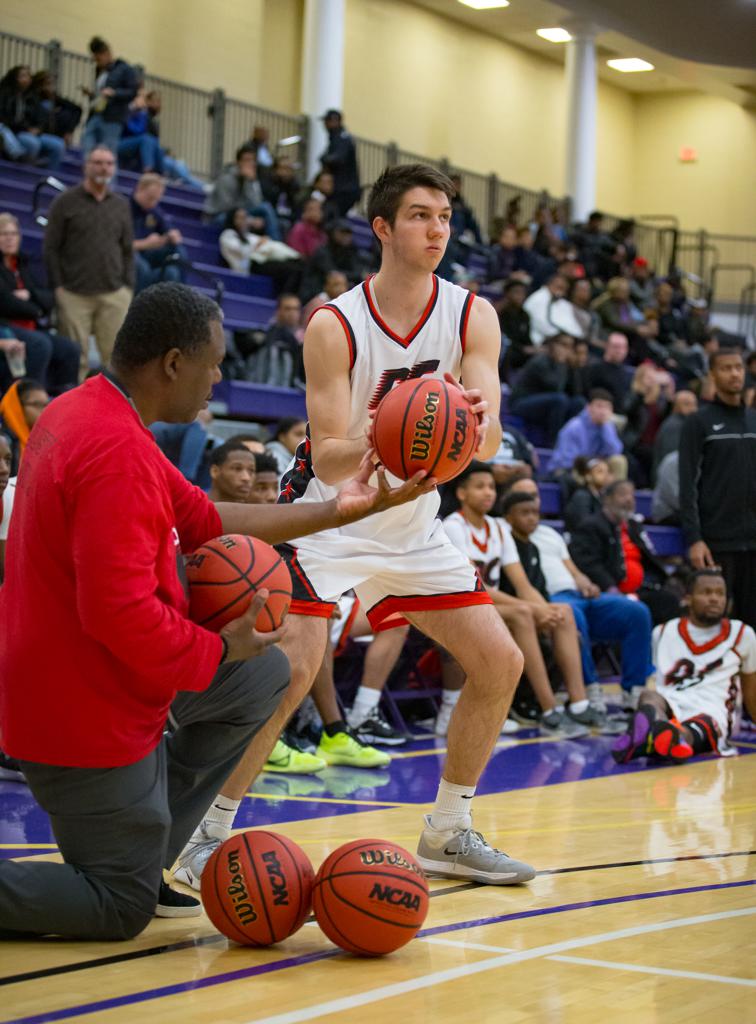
[712,423,724,430]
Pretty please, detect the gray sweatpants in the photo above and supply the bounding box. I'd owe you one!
[0,648,289,941]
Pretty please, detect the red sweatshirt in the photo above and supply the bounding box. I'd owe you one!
[0,375,224,767]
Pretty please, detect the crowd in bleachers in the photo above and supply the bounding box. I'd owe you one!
[1,34,754,769]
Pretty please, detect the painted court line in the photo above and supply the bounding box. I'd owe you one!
[421,938,515,954]
[246,905,756,1024]
[550,954,756,987]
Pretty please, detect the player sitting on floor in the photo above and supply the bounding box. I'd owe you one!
[612,569,756,764]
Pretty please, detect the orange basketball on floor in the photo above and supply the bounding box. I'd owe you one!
[185,534,291,632]
[373,377,478,484]
[312,839,429,956]
[201,830,314,946]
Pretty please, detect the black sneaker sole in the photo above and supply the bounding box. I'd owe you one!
[356,731,408,746]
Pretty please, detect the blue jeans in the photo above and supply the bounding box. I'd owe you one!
[135,245,187,293]
[212,202,281,240]
[551,590,654,692]
[117,134,162,171]
[510,393,585,445]
[162,156,205,191]
[7,325,80,395]
[0,126,65,169]
[82,116,123,157]
[150,421,209,483]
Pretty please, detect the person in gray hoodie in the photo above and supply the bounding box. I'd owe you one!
[204,144,280,238]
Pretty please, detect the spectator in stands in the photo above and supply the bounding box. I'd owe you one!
[568,277,601,350]
[629,257,654,309]
[151,408,218,488]
[118,89,162,172]
[135,91,205,190]
[267,417,307,478]
[515,226,553,286]
[653,281,688,348]
[207,441,256,504]
[487,424,536,493]
[81,37,138,156]
[0,326,26,397]
[0,431,13,581]
[250,294,303,388]
[226,432,266,456]
[130,174,186,293]
[496,278,533,376]
[651,389,697,481]
[302,268,349,322]
[247,452,279,505]
[0,378,49,474]
[569,479,680,625]
[570,338,592,398]
[248,125,274,168]
[651,451,680,526]
[286,198,327,259]
[623,363,674,486]
[30,71,82,145]
[509,333,585,445]
[505,476,653,715]
[486,226,529,286]
[680,348,756,628]
[0,213,79,395]
[592,277,649,354]
[297,170,340,227]
[261,157,300,236]
[563,456,612,534]
[205,145,281,239]
[584,332,631,409]
[0,65,65,170]
[523,273,583,346]
[299,220,363,304]
[449,174,483,245]
[571,210,612,281]
[744,351,756,406]
[548,389,622,477]
[319,109,360,216]
[44,146,133,371]
[219,208,301,294]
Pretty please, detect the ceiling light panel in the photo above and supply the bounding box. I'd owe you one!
[536,28,572,43]
[457,0,510,10]
[607,58,655,73]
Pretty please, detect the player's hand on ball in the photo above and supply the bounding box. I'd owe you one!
[337,452,436,522]
[443,372,490,452]
[220,590,288,661]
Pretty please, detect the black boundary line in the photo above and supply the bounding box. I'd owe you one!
[1,849,753,987]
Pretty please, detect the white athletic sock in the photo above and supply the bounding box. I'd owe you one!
[347,685,382,724]
[570,699,589,715]
[202,796,241,841]
[441,689,462,708]
[428,778,475,833]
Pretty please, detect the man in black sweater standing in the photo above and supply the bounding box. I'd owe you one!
[679,348,756,627]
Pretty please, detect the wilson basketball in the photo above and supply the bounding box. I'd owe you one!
[201,830,314,946]
[372,377,478,484]
[185,534,291,632]
[312,839,429,956]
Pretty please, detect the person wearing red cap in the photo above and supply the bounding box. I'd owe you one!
[630,257,654,309]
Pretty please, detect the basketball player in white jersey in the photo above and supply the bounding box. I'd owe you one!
[613,569,756,763]
[179,165,534,887]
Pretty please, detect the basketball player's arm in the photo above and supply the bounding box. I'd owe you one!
[457,298,503,461]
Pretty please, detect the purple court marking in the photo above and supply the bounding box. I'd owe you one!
[3,878,754,1024]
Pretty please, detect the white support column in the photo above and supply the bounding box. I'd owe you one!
[564,24,597,223]
[300,0,346,179]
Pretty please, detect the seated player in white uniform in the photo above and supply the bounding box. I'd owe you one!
[178,164,535,888]
[612,569,756,763]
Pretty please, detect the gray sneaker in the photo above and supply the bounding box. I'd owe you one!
[173,822,224,891]
[539,708,590,739]
[567,703,607,729]
[417,815,535,884]
[586,682,608,713]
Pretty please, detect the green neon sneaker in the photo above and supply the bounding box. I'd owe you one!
[316,727,391,768]
[263,737,327,775]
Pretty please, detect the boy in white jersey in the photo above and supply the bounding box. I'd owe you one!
[612,569,756,763]
[185,165,534,887]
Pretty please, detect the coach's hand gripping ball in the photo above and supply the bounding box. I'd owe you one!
[201,831,314,946]
[185,534,292,632]
[312,839,429,955]
[372,377,477,484]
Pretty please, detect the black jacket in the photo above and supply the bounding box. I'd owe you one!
[88,59,138,125]
[0,252,53,324]
[320,129,359,195]
[510,354,577,403]
[0,89,45,133]
[679,396,756,551]
[563,487,602,534]
[569,511,668,592]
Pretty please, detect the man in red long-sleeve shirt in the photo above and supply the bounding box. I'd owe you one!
[0,283,432,941]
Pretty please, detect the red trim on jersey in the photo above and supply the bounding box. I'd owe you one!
[732,620,747,656]
[366,588,492,632]
[362,274,439,348]
[310,304,356,369]
[459,292,475,353]
[678,617,731,655]
[460,511,491,554]
[289,599,337,618]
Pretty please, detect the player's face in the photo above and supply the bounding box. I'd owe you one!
[212,452,256,502]
[382,188,451,271]
[506,501,539,538]
[460,473,496,515]
[688,577,727,627]
[249,472,279,504]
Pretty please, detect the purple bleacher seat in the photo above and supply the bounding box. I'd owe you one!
[538,482,561,516]
[213,379,306,421]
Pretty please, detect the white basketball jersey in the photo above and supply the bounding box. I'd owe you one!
[443,512,518,587]
[280,274,475,551]
[653,617,756,741]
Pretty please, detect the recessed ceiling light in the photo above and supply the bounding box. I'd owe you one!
[607,58,655,73]
[536,28,572,43]
[457,0,510,10]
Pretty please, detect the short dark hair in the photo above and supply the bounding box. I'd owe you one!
[603,479,634,501]
[235,143,257,162]
[501,491,537,516]
[588,210,603,222]
[545,332,573,348]
[454,460,494,489]
[15,378,45,401]
[686,568,726,594]
[367,164,455,230]
[588,388,614,405]
[226,431,264,445]
[210,441,254,468]
[273,417,306,441]
[0,430,12,448]
[89,36,109,55]
[277,293,300,308]
[111,283,222,371]
[709,347,743,370]
[253,453,279,475]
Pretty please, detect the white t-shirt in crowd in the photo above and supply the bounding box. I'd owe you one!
[443,512,519,587]
[529,523,576,596]
[0,477,16,540]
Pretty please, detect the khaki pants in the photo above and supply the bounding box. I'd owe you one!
[56,286,132,377]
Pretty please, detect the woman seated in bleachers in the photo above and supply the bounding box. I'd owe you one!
[0,65,66,170]
[219,208,302,295]
[563,456,612,534]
